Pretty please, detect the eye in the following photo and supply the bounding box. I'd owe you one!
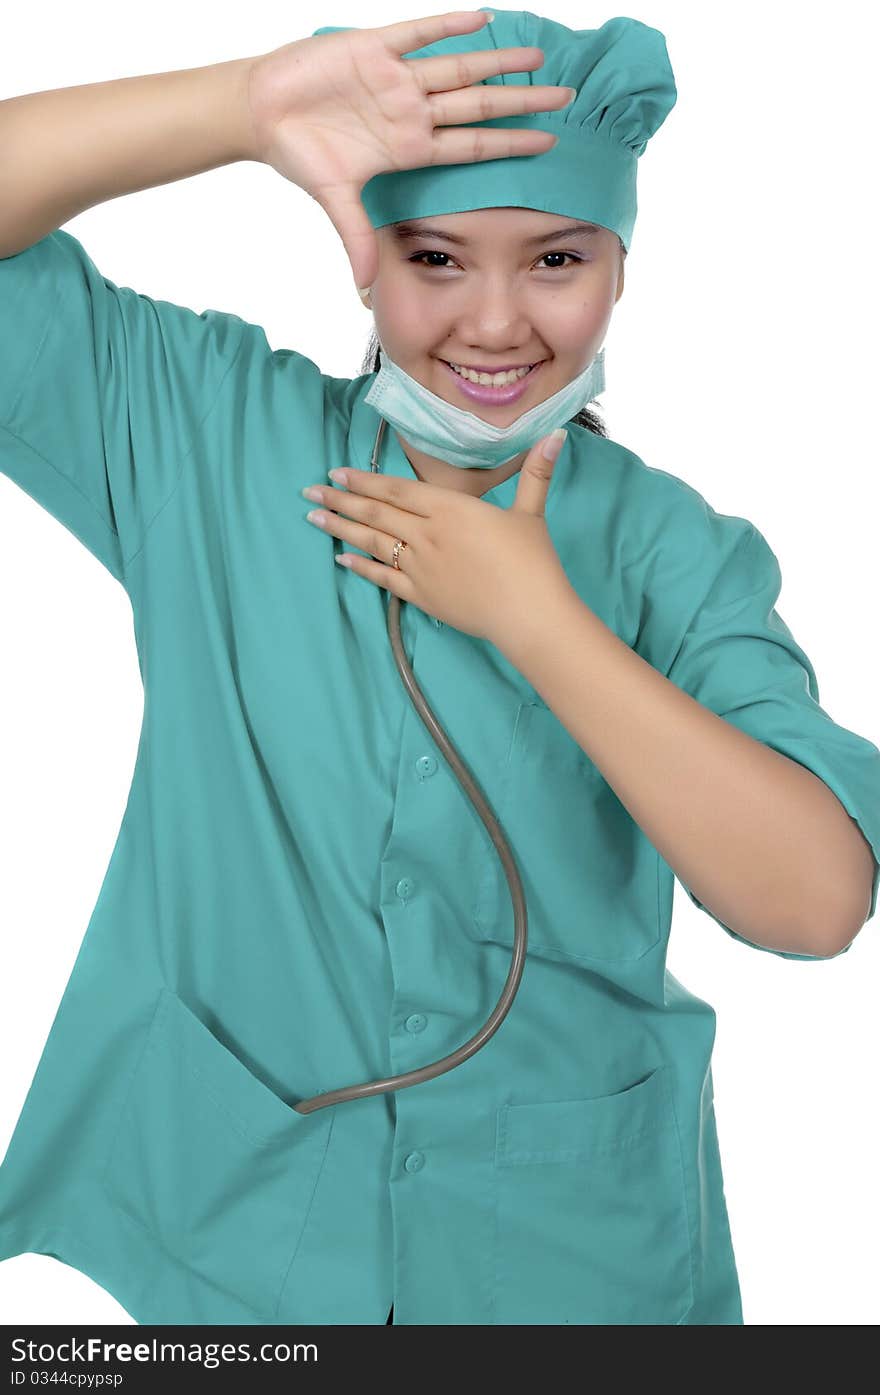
[407,250,585,271]
[407,251,459,270]
[536,251,585,270]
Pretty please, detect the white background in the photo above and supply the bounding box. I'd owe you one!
[1,0,877,1326]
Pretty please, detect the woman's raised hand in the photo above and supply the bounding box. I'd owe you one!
[245,10,574,294]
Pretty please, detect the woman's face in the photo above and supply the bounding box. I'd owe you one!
[370,205,624,443]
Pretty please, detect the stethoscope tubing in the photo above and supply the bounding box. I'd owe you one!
[294,415,529,1114]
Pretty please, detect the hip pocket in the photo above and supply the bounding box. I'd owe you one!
[472,702,662,964]
[492,1064,695,1324]
[100,985,334,1321]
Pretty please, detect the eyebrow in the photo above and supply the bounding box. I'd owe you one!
[391,220,602,246]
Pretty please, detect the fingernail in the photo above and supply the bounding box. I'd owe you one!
[541,427,567,460]
[483,11,496,21]
[357,286,372,306]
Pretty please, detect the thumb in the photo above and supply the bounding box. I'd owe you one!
[316,183,378,300]
[513,427,568,516]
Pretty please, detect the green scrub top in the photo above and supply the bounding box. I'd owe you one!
[1,229,879,1327]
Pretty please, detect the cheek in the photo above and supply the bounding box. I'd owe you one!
[374,295,438,353]
[550,295,614,349]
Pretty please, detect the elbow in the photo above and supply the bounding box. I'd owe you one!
[807,897,868,959]
[803,838,875,958]
[813,928,858,959]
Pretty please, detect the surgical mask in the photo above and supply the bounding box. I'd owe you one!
[363,341,606,470]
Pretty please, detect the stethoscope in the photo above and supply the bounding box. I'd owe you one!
[294,414,529,1114]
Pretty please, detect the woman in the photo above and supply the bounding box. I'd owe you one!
[1,8,878,1327]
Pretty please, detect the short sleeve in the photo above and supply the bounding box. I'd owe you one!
[665,513,880,960]
[0,228,246,584]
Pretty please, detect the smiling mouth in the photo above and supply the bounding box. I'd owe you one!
[437,357,547,404]
[441,359,544,384]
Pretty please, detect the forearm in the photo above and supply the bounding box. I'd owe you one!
[0,55,261,258]
[495,586,873,956]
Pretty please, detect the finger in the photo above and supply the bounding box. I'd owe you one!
[426,124,559,165]
[312,480,418,550]
[314,504,406,568]
[377,8,494,59]
[408,44,549,94]
[427,81,576,129]
[315,184,380,294]
[336,548,415,601]
[513,428,567,516]
[328,468,435,518]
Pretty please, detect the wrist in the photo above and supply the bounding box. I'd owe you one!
[238,53,269,164]
[488,575,582,664]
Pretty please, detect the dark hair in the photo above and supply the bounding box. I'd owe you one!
[358,235,627,439]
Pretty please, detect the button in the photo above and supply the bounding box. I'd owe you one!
[404,1151,425,1172]
[404,1013,427,1034]
[415,755,437,779]
[395,877,414,900]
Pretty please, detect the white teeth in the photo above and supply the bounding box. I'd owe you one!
[448,361,535,386]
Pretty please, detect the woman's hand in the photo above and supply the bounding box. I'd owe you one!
[299,427,574,649]
[246,9,574,294]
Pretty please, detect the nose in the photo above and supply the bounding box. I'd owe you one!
[453,281,536,353]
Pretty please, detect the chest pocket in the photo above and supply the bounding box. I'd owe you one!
[470,702,661,964]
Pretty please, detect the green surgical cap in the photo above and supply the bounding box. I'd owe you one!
[311,9,677,253]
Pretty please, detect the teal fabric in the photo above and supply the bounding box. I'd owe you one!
[313,9,678,253]
[1,230,879,1325]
